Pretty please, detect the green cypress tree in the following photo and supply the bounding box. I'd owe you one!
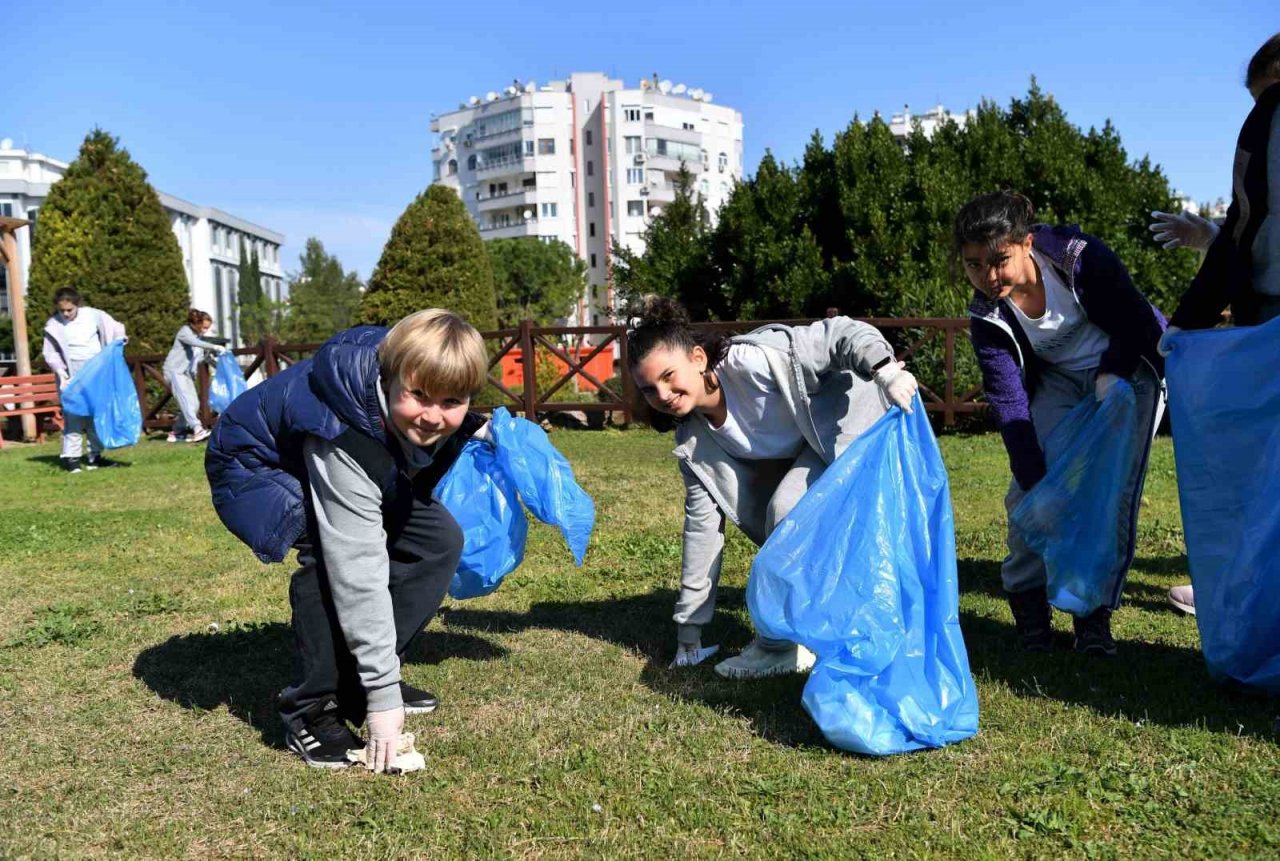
[360,185,498,330]
[27,128,189,357]
[236,245,269,342]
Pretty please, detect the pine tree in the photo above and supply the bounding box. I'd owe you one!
[27,128,189,357]
[487,237,586,327]
[236,245,270,342]
[360,185,498,330]
[281,238,364,343]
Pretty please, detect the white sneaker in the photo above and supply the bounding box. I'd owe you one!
[1168,584,1196,616]
[189,427,212,443]
[714,639,816,680]
[166,432,181,443]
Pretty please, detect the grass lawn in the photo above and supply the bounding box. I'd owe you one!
[0,429,1276,860]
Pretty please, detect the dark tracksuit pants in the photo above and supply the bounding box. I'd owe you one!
[277,478,463,727]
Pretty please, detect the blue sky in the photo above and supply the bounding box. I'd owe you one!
[10,0,1274,279]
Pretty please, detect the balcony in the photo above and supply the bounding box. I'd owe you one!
[643,120,701,146]
[476,188,538,212]
[642,153,705,175]
[473,154,534,177]
[478,218,539,239]
[642,183,677,204]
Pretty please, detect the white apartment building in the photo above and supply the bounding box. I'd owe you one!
[887,104,976,142]
[431,72,744,326]
[0,138,286,348]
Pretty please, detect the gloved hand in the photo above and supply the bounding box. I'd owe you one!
[1149,210,1219,252]
[670,640,720,668]
[874,361,917,414]
[1157,326,1182,358]
[58,370,71,387]
[364,706,405,773]
[1095,372,1121,401]
[215,345,229,354]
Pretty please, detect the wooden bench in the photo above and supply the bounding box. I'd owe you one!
[0,373,64,448]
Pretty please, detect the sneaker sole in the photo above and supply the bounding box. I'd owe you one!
[403,702,438,715]
[714,662,813,680]
[286,733,353,769]
[1073,641,1118,657]
[1168,598,1196,616]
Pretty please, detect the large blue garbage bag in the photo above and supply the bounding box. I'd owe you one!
[208,352,248,413]
[59,339,141,449]
[1010,381,1141,616]
[747,397,979,755]
[1165,319,1280,692]
[437,407,596,599]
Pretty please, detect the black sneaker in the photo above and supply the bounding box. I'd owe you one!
[1007,587,1054,652]
[61,457,82,474]
[284,699,364,769]
[1073,608,1117,656]
[84,455,124,470]
[400,682,439,715]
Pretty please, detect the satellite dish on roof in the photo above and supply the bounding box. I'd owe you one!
[468,96,481,106]
[486,91,499,101]
[504,85,518,96]
[703,92,713,103]
[672,83,687,95]
[658,79,672,94]
[690,88,704,101]
[522,209,533,220]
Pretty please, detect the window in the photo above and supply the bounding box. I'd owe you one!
[626,168,644,185]
[718,152,728,173]
[541,202,557,218]
[590,253,597,268]
[584,129,593,146]
[524,140,535,157]
[623,108,640,122]
[586,161,594,177]
[467,154,477,170]
[587,192,595,208]
[589,222,596,237]
[624,136,642,155]
[699,179,710,196]
[627,201,644,217]
[447,159,458,175]
[682,122,694,131]
[569,139,575,156]
[538,138,555,155]
[0,202,12,216]
[644,110,654,120]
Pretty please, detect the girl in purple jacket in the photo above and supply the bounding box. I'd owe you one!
[957,191,1167,656]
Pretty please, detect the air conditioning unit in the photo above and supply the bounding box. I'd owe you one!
[638,187,650,197]
[633,153,646,164]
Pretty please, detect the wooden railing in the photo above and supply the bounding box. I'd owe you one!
[122,318,986,432]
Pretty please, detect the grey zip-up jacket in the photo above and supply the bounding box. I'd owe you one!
[671,317,894,645]
[163,325,223,377]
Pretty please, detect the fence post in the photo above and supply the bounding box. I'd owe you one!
[262,337,279,377]
[616,323,634,426]
[197,361,213,429]
[520,319,537,420]
[944,324,956,428]
[130,358,147,429]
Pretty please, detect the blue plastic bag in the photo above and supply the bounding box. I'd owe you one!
[59,339,141,449]
[208,352,248,414]
[1165,319,1280,692]
[437,407,596,599]
[747,397,979,755]
[1010,381,1141,616]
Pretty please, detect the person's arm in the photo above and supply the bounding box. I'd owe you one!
[177,326,225,353]
[792,316,896,379]
[1076,239,1165,379]
[42,328,69,381]
[97,309,127,344]
[673,462,727,649]
[302,435,402,714]
[971,320,1046,491]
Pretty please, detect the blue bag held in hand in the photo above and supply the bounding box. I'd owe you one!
[1165,320,1280,693]
[208,352,248,414]
[747,397,979,756]
[1010,381,1141,616]
[437,407,596,599]
[59,339,141,449]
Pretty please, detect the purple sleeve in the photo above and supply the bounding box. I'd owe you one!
[971,320,1046,491]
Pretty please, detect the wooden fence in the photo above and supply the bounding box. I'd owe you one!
[123,317,986,432]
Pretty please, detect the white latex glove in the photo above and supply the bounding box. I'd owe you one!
[216,345,229,354]
[874,361,917,414]
[670,641,720,668]
[364,706,405,773]
[1095,372,1121,402]
[1157,326,1182,358]
[1149,210,1219,252]
[58,370,71,386]
[471,419,493,444]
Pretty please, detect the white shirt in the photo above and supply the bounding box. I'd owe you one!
[706,344,806,460]
[1006,250,1110,371]
[61,307,103,368]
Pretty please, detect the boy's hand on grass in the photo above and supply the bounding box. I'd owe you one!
[365,706,405,773]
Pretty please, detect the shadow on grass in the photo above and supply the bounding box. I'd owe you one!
[133,622,508,745]
[26,453,134,469]
[958,556,1196,615]
[443,586,1277,747]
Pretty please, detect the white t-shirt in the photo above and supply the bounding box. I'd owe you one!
[61,307,103,369]
[1006,250,1110,371]
[706,344,806,460]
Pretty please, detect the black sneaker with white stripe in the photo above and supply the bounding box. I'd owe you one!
[284,698,363,769]
[400,681,439,715]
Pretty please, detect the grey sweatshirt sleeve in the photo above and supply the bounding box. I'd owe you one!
[792,316,895,380]
[674,462,727,645]
[176,325,222,352]
[302,435,402,713]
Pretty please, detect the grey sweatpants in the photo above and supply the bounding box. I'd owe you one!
[756,447,829,650]
[166,371,204,435]
[1002,363,1165,610]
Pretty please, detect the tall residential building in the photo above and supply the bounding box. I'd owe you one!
[431,72,744,327]
[0,138,286,348]
[887,104,975,142]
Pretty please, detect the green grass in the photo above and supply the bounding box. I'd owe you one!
[0,431,1275,860]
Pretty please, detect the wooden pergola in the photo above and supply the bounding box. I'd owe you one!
[0,215,37,440]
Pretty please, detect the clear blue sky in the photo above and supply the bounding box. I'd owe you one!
[10,0,1274,280]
